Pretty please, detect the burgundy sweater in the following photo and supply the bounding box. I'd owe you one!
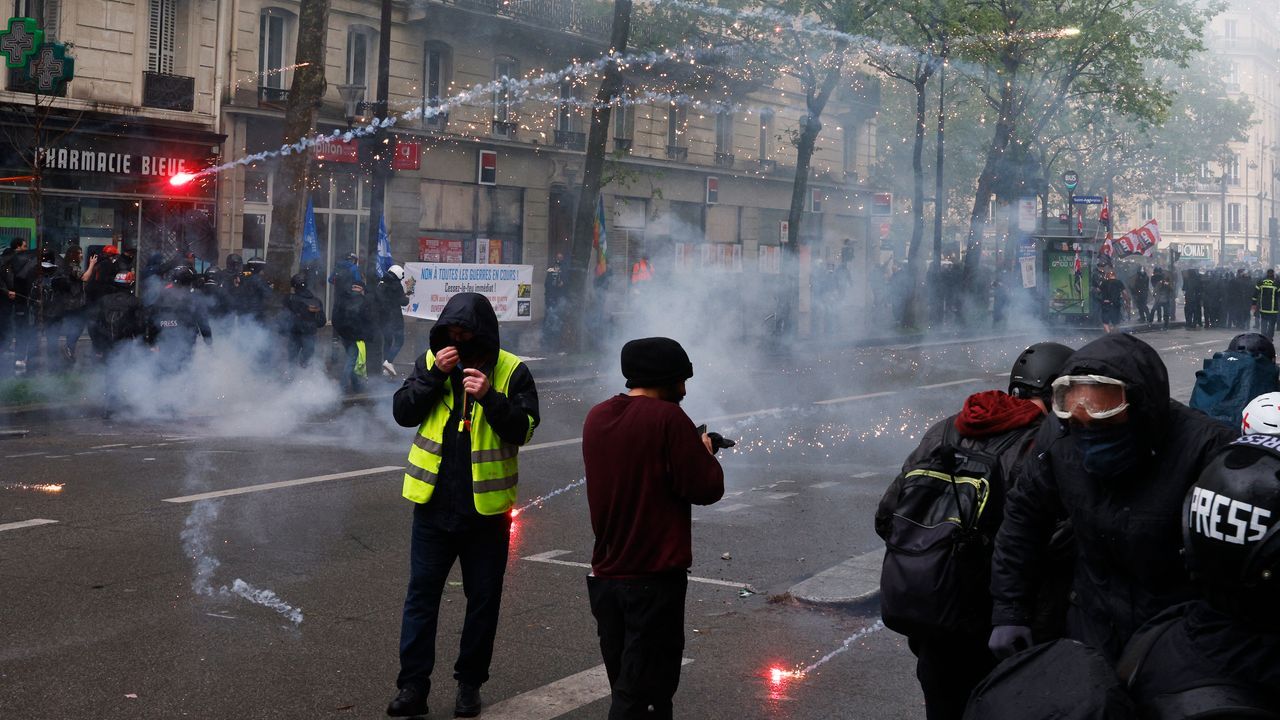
[583,395,725,578]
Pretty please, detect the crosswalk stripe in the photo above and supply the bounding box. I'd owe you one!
[161,466,403,503]
[0,518,58,533]
[482,659,693,720]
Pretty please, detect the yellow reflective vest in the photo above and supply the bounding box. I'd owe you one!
[403,349,532,515]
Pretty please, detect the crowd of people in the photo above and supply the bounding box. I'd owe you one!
[879,333,1279,719]
[0,242,411,390]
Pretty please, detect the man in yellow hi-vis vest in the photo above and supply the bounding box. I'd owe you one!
[387,292,539,719]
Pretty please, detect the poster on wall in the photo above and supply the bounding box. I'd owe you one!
[403,262,534,322]
[418,237,464,263]
[1046,250,1090,316]
[759,245,781,274]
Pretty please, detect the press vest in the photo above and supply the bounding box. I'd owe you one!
[403,349,530,515]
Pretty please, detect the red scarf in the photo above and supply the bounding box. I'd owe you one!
[953,390,1043,438]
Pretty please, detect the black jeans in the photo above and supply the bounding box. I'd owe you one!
[287,332,316,368]
[1262,312,1277,340]
[907,631,997,720]
[588,573,687,720]
[396,505,510,696]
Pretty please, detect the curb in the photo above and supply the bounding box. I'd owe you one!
[788,549,885,606]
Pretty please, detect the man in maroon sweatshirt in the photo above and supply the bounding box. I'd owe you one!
[583,337,725,720]
[875,341,1073,720]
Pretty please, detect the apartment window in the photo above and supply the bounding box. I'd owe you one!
[1229,154,1241,185]
[13,0,58,39]
[259,10,290,93]
[1198,161,1211,180]
[1227,62,1239,87]
[1170,202,1184,232]
[612,105,634,153]
[1225,19,1238,39]
[492,56,517,136]
[423,43,452,128]
[1198,202,1212,232]
[1141,201,1154,220]
[557,79,580,133]
[843,121,860,174]
[147,0,178,74]
[666,104,686,149]
[759,110,774,160]
[346,27,375,88]
[1229,203,1242,232]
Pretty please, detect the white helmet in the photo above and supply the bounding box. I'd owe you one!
[1242,392,1280,435]
[387,265,404,281]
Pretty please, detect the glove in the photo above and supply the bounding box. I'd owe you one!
[988,624,1033,660]
[707,432,736,454]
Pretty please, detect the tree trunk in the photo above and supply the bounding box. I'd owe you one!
[902,70,929,328]
[783,56,844,336]
[565,0,632,351]
[961,70,1017,318]
[264,0,330,296]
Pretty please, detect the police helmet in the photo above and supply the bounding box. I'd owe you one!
[39,247,56,264]
[290,272,308,290]
[245,257,266,274]
[1228,333,1277,362]
[1184,437,1280,627]
[387,264,405,281]
[1009,342,1075,400]
[169,265,196,286]
[225,253,244,271]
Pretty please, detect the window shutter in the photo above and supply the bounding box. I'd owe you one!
[42,0,59,40]
[148,0,176,75]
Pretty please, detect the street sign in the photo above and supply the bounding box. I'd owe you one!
[1063,170,1078,191]
[871,192,893,217]
[1071,195,1104,205]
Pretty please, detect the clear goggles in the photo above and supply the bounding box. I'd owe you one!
[1050,375,1129,420]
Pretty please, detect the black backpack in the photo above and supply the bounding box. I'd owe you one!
[877,423,1023,636]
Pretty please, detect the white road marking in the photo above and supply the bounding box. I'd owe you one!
[0,518,58,533]
[90,443,128,449]
[811,481,839,489]
[74,451,96,456]
[813,391,896,406]
[917,377,984,390]
[523,438,583,452]
[161,466,403,503]
[852,471,878,479]
[1194,340,1221,346]
[715,503,751,513]
[5,451,45,459]
[754,492,796,501]
[45,455,69,459]
[703,407,787,422]
[482,659,693,720]
[523,551,749,589]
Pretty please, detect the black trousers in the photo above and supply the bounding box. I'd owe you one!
[396,506,510,696]
[1262,312,1277,340]
[588,574,687,720]
[907,631,997,720]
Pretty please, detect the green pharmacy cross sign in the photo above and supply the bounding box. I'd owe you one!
[0,17,42,69]
[30,41,73,93]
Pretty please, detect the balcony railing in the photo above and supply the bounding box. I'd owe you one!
[6,67,65,97]
[423,109,449,131]
[1198,222,1212,232]
[758,158,777,173]
[613,138,632,154]
[714,151,735,168]
[258,85,289,107]
[1171,221,1186,232]
[445,0,609,39]
[555,129,586,151]
[142,71,195,111]
[666,145,687,161]
[492,119,518,138]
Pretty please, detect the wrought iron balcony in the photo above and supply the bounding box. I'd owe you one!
[758,158,777,173]
[258,85,289,107]
[492,119,518,138]
[142,71,195,111]
[555,129,586,151]
[444,0,609,39]
[714,151,735,168]
[613,138,632,154]
[6,66,65,97]
[666,145,688,161]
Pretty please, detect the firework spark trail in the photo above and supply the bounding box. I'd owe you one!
[3,482,64,493]
[231,62,312,92]
[513,477,586,515]
[774,619,885,682]
[197,46,717,180]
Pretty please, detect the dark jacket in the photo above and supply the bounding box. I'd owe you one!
[392,292,539,529]
[89,287,145,351]
[374,276,410,330]
[283,288,326,336]
[146,285,212,348]
[332,287,374,341]
[990,334,1236,661]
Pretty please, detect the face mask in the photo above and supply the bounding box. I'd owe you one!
[1073,423,1145,479]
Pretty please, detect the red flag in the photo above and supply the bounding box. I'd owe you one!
[1100,197,1111,230]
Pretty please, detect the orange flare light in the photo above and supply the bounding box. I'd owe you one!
[169,172,196,187]
[769,667,801,684]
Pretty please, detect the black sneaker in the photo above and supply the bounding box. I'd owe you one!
[387,686,428,718]
[454,683,481,718]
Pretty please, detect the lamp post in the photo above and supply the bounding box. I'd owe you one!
[336,83,366,128]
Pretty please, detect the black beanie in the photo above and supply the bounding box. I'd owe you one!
[621,337,693,389]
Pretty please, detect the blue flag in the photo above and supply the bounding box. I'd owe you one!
[301,199,320,265]
[376,215,393,278]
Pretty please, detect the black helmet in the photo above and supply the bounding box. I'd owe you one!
[169,265,196,286]
[1228,333,1277,362]
[225,253,244,271]
[290,272,308,290]
[1184,437,1280,628]
[1008,342,1074,399]
[202,266,222,287]
[245,257,266,274]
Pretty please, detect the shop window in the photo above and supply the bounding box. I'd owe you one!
[244,168,269,203]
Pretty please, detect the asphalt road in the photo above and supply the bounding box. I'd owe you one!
[0,326,1238,719]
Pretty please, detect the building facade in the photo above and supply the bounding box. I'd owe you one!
[0,0,884,330]
[1148,0,1280,267]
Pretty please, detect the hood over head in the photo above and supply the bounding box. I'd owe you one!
[429,292,500,361]
[1060,334,1170,439]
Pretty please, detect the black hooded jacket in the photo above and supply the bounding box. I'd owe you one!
[990,334,1235,661]
[392,292,539,529]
